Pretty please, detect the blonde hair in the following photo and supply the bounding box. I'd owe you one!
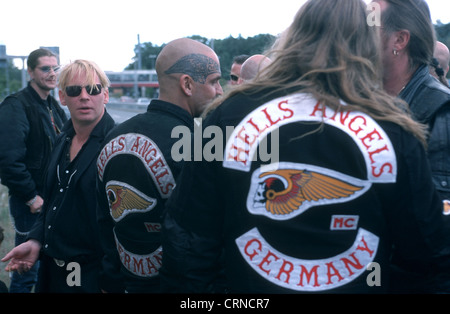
[58,59,110,93]
[210,0,427,146]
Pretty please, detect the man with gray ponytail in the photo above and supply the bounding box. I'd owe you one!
[376,0,450,293]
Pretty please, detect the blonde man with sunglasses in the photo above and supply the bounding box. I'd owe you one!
[0,48,67,293]
[2,59,116,293]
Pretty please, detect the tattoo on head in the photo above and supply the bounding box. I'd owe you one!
[165,53,220,84]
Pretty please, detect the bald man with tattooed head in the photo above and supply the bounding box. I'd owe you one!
[95,38,223,293]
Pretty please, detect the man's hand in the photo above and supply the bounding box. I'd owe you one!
[1,240,41,274]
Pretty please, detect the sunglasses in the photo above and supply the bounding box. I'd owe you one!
[38,66,60,73]
[65,84,103,97]
[230,74,239,82]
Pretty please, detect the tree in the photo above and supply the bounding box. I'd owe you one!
[125,33,277,86]
[0,60,23,101]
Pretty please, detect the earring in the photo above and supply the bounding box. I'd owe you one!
[393,49,399,56]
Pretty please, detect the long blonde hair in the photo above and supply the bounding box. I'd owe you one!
[210,0,427,146]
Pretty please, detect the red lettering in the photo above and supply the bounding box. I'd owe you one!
[145,257,159,275]
[237,125,256,146]
[356,236,375,257]
[333,217,344,229]
[345,218,355,228]
[262,108,281,126]
[372,162,393,178]
[149,158,165,175]
[227,143,249,165]
[244,238,262,261]
[276,260,294,283]
[247,117,268,134]
[326,262,344,284]
[133,257,145,275]
[309,101,326,117]
[348,115,367,136]
[258,251,279,275]
[297,264,320,287]
[278,100,294,119]
[368,145,389,164]
[341,252,364,276]
[361,129,383,150]
[131,137,141,153]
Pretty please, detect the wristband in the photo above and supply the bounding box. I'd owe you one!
[26,195,37,207]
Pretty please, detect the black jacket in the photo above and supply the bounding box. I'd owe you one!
[0,84,67,201]
[28,111,115,263]
[400,65,450,201]
[160,91,450,294]
[96,99,194,293]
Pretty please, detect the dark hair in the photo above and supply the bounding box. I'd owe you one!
[431,58,450,87]
[27,48,58,70]
[381,0,435,71]
[232,54,250,65]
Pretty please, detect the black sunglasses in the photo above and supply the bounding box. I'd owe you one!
[65,84,103,97]
[38,66,60,73]
[230,74,239,81]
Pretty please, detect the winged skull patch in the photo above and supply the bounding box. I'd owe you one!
[106,180,157,222]
[247,163,371,220]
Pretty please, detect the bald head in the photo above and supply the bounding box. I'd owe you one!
[155,38,223,117]
[156,38,220,83]
[435,41,450,76]
[239,54,272,82]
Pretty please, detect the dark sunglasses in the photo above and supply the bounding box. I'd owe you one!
[230,74,239,82]
[38,66,60,73]
[65,84,103,97]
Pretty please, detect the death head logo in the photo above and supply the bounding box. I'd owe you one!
[106,181,157,221]
[248,163,370,220]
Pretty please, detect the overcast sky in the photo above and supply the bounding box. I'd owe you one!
[1,0,449,72]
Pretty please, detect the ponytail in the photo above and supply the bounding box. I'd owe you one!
[431,57,450,88]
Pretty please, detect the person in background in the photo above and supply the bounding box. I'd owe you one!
[96,37,222,293]
[238,54,272,83]
[0,48,67,293]
[160,0,450,294]
[376,0,450,244]
[430,41,450,87]
[229,54,249,86]
[0,225,8,293]
[1,59,116,293]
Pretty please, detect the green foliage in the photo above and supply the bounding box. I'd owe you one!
[125,33,277,84]
[0,61,24,101]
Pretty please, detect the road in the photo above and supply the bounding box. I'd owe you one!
[106,102,147,124]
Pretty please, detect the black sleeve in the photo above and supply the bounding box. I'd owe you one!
[0,98,37,201]
[160,156,226,293]
[380,131,450,293]
[96,172,125,293]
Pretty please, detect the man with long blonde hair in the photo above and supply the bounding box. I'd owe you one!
[161,0,450,294]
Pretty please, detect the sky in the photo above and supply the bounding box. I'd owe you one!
[1,0,449,72]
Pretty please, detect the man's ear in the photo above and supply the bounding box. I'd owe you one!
[58,89,66,106]
[394,29,410,52]
[180,75,193,96]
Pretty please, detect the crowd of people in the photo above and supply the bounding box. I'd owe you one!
[0,0,450,294]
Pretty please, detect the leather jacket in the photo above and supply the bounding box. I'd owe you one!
[160,91,450,294]
[0,84,67,201]
[400,65,450,201]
